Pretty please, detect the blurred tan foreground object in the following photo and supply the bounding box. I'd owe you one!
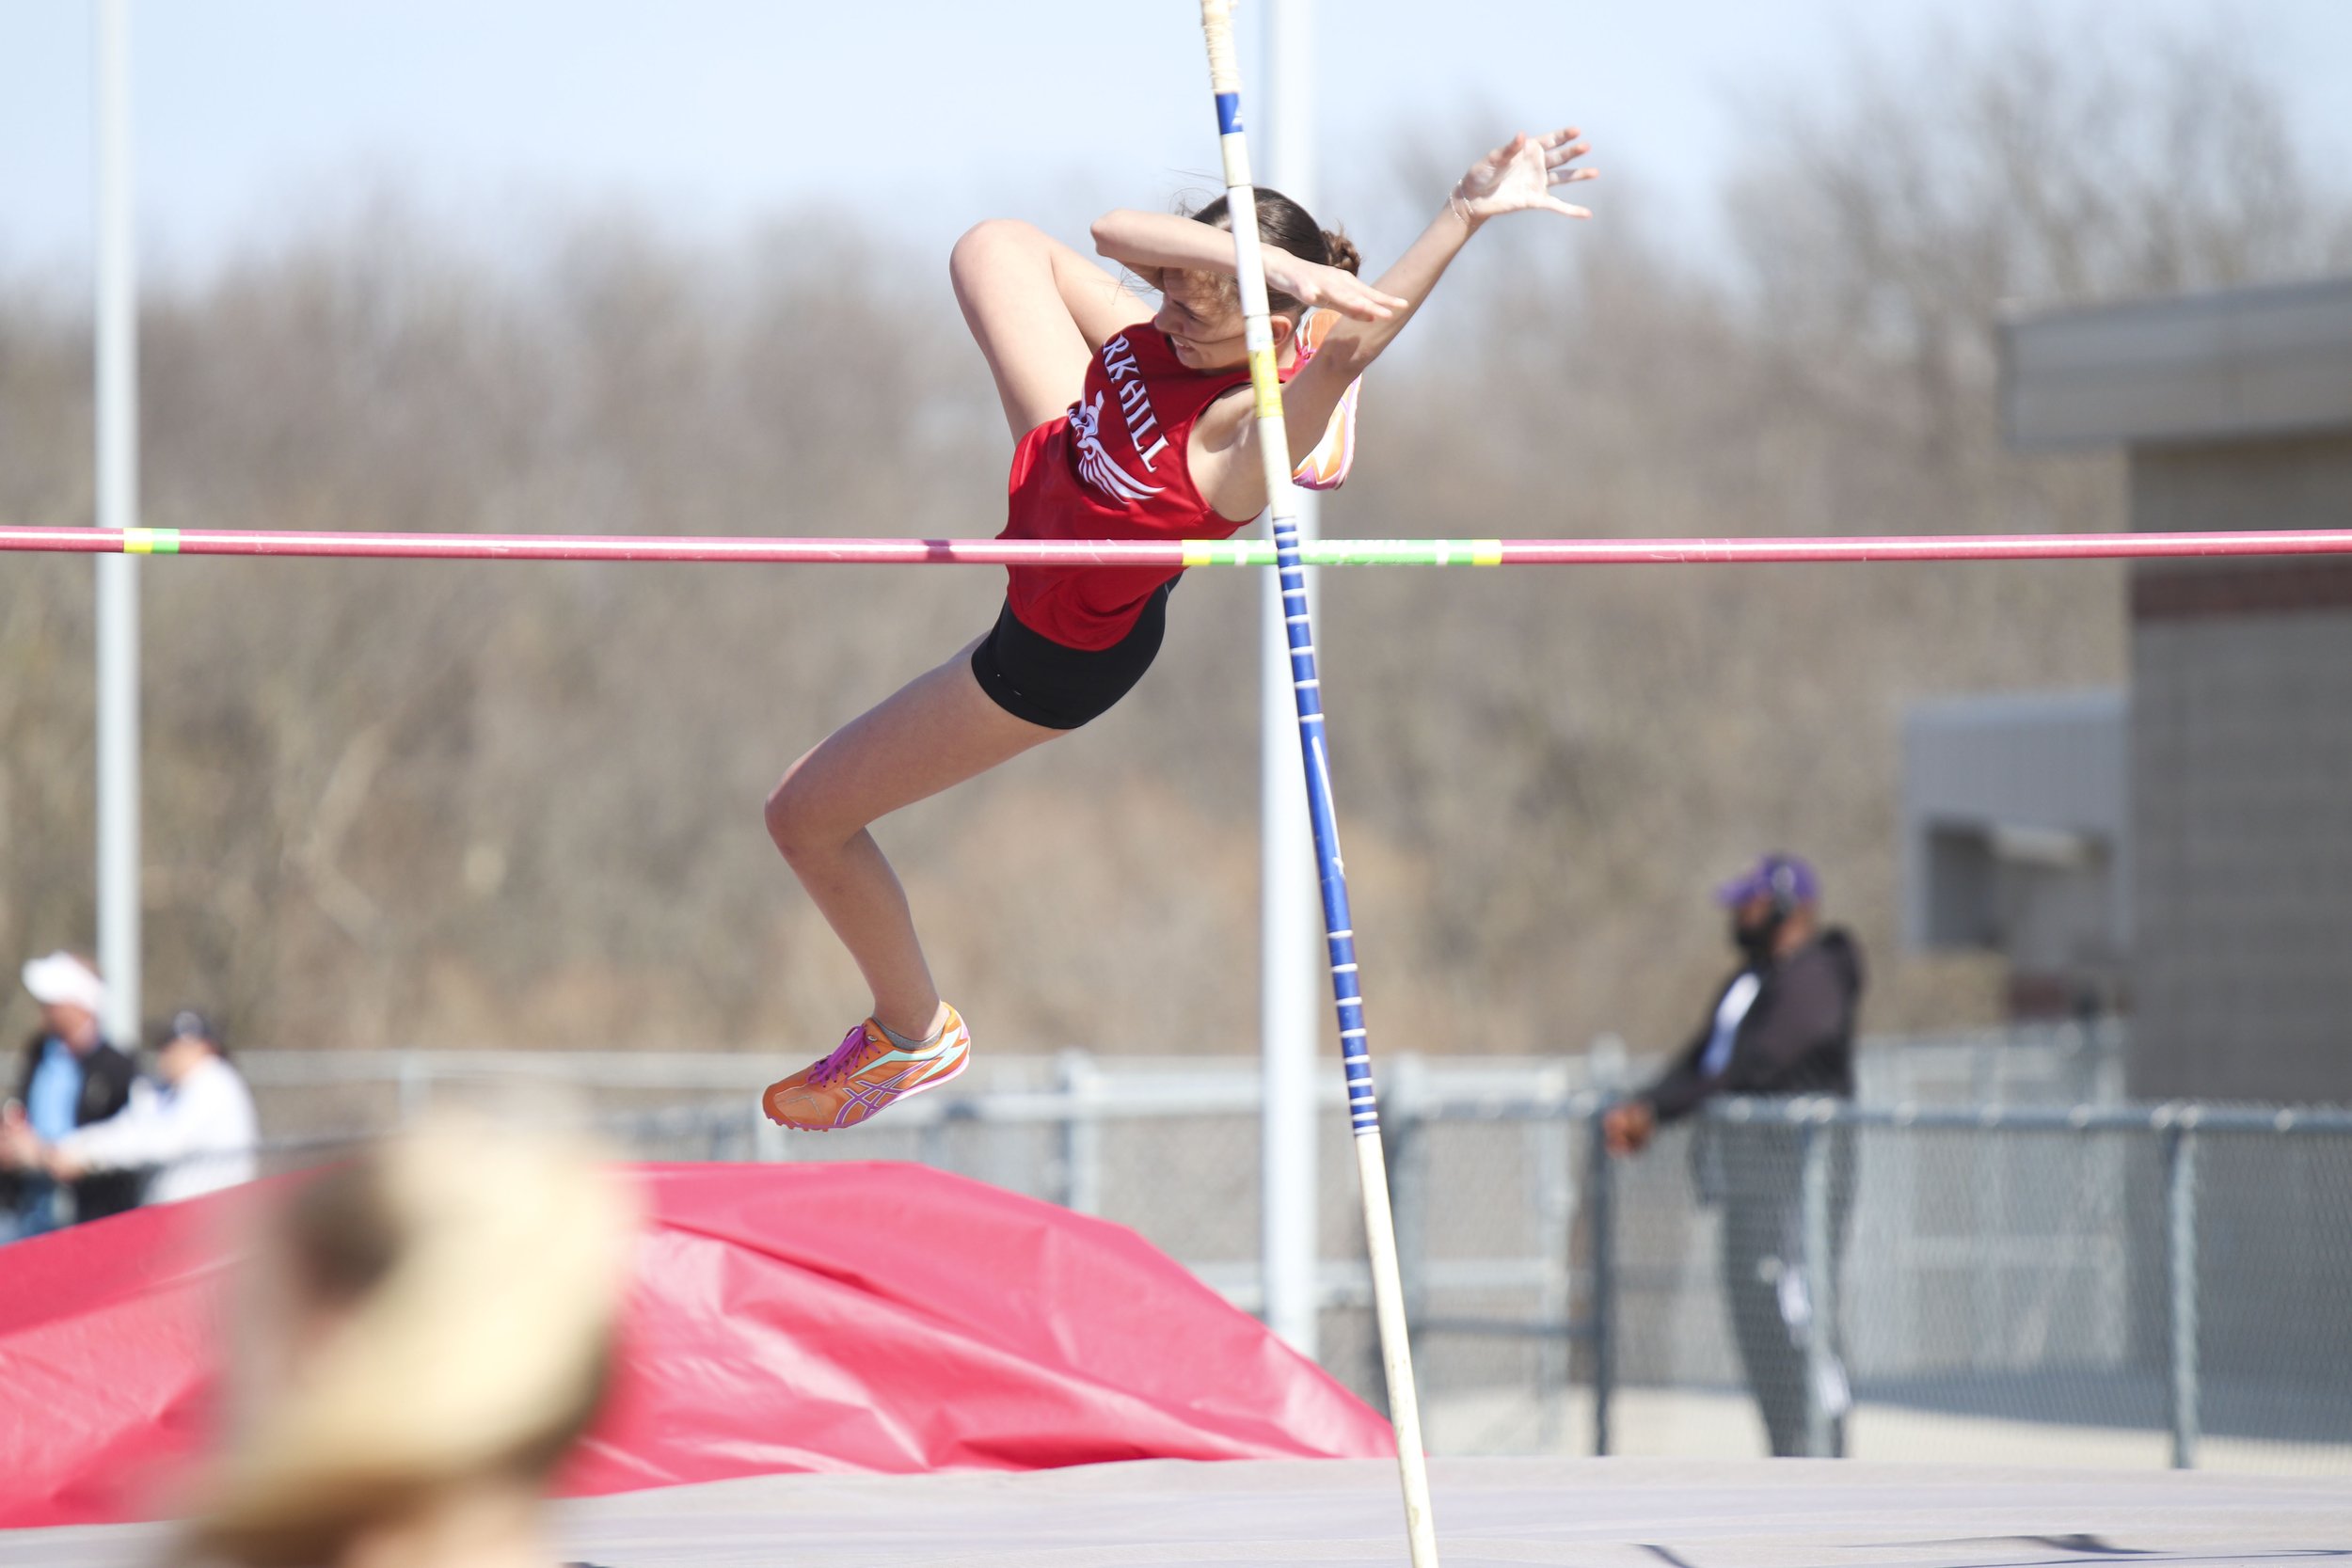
[183,1117,637,1568]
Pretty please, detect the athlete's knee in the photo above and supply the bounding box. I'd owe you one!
[949,218,1044,293]
[762,766,833,864]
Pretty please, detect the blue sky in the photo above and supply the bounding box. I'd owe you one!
[4,0,2349,286]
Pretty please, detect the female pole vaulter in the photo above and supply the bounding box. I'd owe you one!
[761,128,1595,1131]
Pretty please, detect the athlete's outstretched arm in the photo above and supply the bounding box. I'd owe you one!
[1299,128,1593,388]
[1187,128,1595,516]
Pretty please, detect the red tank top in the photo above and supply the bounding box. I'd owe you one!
[999,326,1294,650]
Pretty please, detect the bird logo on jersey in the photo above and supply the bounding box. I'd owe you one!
[1070,390,1165,505]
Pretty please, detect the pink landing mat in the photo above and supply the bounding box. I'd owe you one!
[0,1161,1389,1528]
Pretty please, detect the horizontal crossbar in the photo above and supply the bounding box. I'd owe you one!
[4,524,2350,565]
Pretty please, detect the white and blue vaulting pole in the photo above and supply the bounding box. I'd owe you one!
[1198,5,1439,1563]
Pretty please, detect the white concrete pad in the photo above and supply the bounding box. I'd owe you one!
[4,1458,2344,1568]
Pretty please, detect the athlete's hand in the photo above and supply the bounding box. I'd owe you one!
[1263,249,1407,323]
[1451,128,1596,223]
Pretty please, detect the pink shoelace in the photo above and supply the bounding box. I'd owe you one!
[808,1024,874,1087]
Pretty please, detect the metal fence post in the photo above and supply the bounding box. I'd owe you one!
[2165,1117,2201,1469]
[755,1108,790,1163]
[1363,1053,1431,1403]
[1533,1066,1575,1450]
[917,1102,952,1170]
[1800,1110,1834,1459]
[1388,1054,1429,1327]
[396,1053,429,1127]
[1059,1049,1104,1215]
[1586,1099,1615,1457]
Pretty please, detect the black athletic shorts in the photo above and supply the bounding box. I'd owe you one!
[969,580,1173,730]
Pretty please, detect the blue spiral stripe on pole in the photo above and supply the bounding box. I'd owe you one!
[1265,516,1382,1136]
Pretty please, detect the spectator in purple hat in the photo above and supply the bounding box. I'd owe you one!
[1602,853,1864,1457]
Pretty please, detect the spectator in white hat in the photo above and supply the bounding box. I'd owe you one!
[3,952,139,1237]
[38,1009,260,1207]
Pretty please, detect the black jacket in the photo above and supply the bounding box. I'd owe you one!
[1642,927,1864,1124]
[7,1033,144,1222]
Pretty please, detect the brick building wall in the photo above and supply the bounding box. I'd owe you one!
[2126,436,2352,1105]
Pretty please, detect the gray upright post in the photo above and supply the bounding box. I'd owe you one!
[2165,1121,2201,1469]
[93,0,142,1048]
[1255,0,1323,1363]
[1200,8,1438,1552]
[1800,1115,1835,1458]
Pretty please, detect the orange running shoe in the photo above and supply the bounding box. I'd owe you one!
[762,1006,972,1131]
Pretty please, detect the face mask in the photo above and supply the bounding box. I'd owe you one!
[1731,909,1784,963]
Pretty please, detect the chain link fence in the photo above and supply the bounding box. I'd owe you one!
[1583,1101,2352,1474]
[213,1022,2351,1474]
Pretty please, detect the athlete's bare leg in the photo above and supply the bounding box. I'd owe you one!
[950,219,1150,441]
[766,225,1143,1040]
[766,642,1058,1039]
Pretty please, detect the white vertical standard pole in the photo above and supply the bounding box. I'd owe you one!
[1200,6,1438,1564]
[94,0,143,1047]
[1258,0,1321,1362]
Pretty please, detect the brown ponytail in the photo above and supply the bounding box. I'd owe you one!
[1187,189,1358,313]
[1319,228,1361,277]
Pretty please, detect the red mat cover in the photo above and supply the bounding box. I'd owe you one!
[0,1161,1390,1528]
